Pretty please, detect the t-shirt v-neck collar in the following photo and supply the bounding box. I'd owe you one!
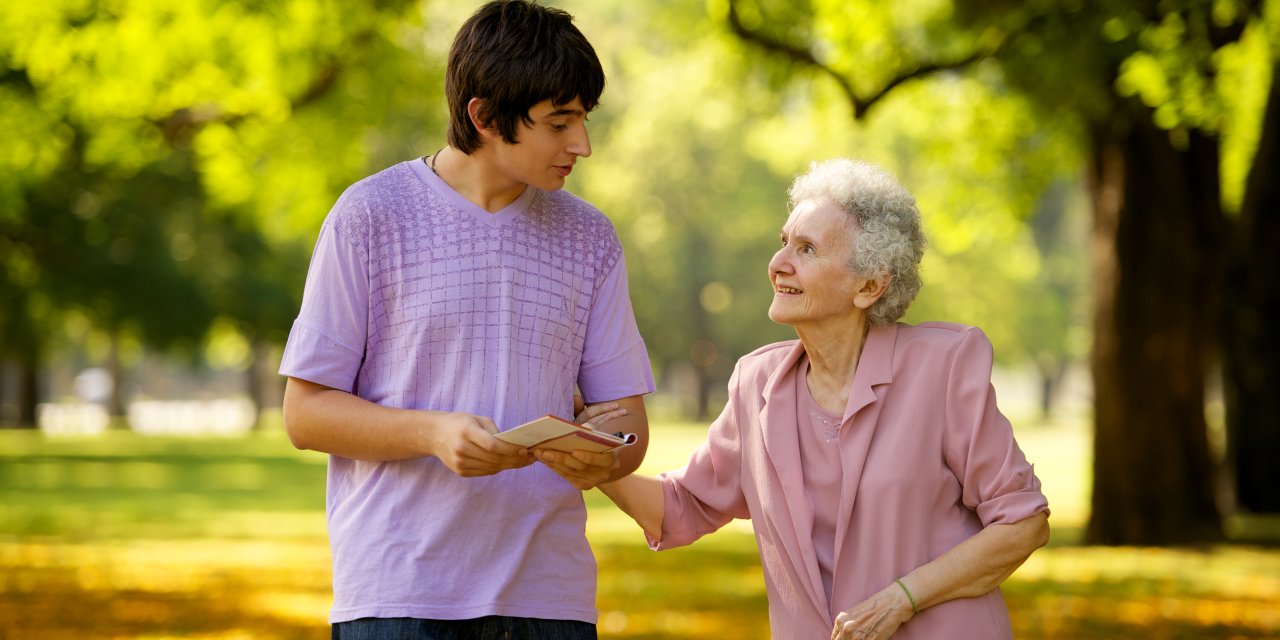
[408,157,537,226]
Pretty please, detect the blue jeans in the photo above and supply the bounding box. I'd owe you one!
[332,616,597,640]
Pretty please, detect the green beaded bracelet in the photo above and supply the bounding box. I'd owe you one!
[895,578,920,616]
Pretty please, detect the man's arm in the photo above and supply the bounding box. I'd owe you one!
[283,376,534,475]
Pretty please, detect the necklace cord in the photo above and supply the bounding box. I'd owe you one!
[427,148,442,176]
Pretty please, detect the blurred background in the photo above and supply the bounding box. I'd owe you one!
[1,0,1278,637]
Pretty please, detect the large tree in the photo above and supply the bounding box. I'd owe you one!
[0,0,432,423]
[724,0,1279,543]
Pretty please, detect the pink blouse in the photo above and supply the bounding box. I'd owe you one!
[650,322,1049,639]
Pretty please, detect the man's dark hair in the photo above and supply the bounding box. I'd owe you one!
[446,0,605,154]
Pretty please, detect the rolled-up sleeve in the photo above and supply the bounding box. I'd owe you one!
[943,328,1049,526]
[649,363,751,550]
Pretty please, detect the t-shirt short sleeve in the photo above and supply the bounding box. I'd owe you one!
[278,211,369,394]
[576,253,655,402]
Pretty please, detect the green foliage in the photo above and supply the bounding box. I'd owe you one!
[705,2,1090,368]
[709,0,1273,394]
[0,0,437,370]
[568,0,1091,389]
[566,0,797,387]
[17,0,1258,420]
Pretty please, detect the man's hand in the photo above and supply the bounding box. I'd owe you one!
[534,448,621,490]
[428,412,535,477]
[547,394,647,488]
[531,398,630,489]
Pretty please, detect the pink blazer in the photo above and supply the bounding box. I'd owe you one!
[651,322,1049,639]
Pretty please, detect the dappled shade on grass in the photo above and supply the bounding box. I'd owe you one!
[0,539,330,639]
[1,428,1277,639]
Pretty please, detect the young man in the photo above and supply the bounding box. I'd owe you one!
[278,2,653,638]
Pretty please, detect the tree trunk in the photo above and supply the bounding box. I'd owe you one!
[1223,68,1280,514]
[1036,363,1066,422]
[684,228,717,421]
[106,332,127,419]
[1086,114,1224,544]
[247,338,281,430]
[17,356,38,428]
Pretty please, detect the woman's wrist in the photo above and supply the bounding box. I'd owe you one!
[895,577,920,617]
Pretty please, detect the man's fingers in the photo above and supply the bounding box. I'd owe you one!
[460,430,532,469]
[483,437,530,457]
[536,449,617,471]
[473,415,500,434]
[535,449,584,470]
[571,449,618,469]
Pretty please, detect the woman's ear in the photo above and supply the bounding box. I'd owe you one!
[467,97,497,142]
[854,275,889,310]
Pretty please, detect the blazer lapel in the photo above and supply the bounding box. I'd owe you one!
[757,341,830,622]
[832,323,897,573]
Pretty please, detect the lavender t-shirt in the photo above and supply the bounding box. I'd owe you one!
[279,159,655,624]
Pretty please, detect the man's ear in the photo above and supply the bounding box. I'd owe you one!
[467,97,497,142]
[854,275,889,310]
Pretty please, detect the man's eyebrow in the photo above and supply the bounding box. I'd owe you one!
[543,108,585,118]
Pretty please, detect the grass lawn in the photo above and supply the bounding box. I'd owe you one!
[1,421,1278,639]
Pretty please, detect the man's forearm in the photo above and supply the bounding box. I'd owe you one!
[592,395,649,481]
[283,377,439,461]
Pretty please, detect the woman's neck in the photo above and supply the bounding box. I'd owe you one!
[797,317,870,414]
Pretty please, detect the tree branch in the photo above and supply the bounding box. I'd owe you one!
[152,57,340,144]
[726,0,863,116]
[725,0,998,120]
[0,68,35,93]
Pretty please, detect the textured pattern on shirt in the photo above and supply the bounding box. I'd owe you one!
[282,160,651,625]
[327,163,621,421]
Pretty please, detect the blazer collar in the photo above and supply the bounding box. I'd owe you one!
[755,323,899,621]
[843,323,896,418]
[759,323,897,411]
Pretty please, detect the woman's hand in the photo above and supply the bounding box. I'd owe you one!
[830,581,914,640]
[574,398,627,428]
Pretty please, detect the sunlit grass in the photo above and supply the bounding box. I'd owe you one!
[1,421,1278,639]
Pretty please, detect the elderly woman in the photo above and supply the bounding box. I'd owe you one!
[562,158,1050,639]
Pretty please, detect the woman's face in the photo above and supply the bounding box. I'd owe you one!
[767,198,872,328]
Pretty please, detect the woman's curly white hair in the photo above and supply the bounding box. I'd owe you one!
[787,158,926,326]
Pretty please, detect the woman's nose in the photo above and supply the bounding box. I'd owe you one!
[768,248,791,275]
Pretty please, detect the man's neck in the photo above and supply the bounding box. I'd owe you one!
[432,146,527,213]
